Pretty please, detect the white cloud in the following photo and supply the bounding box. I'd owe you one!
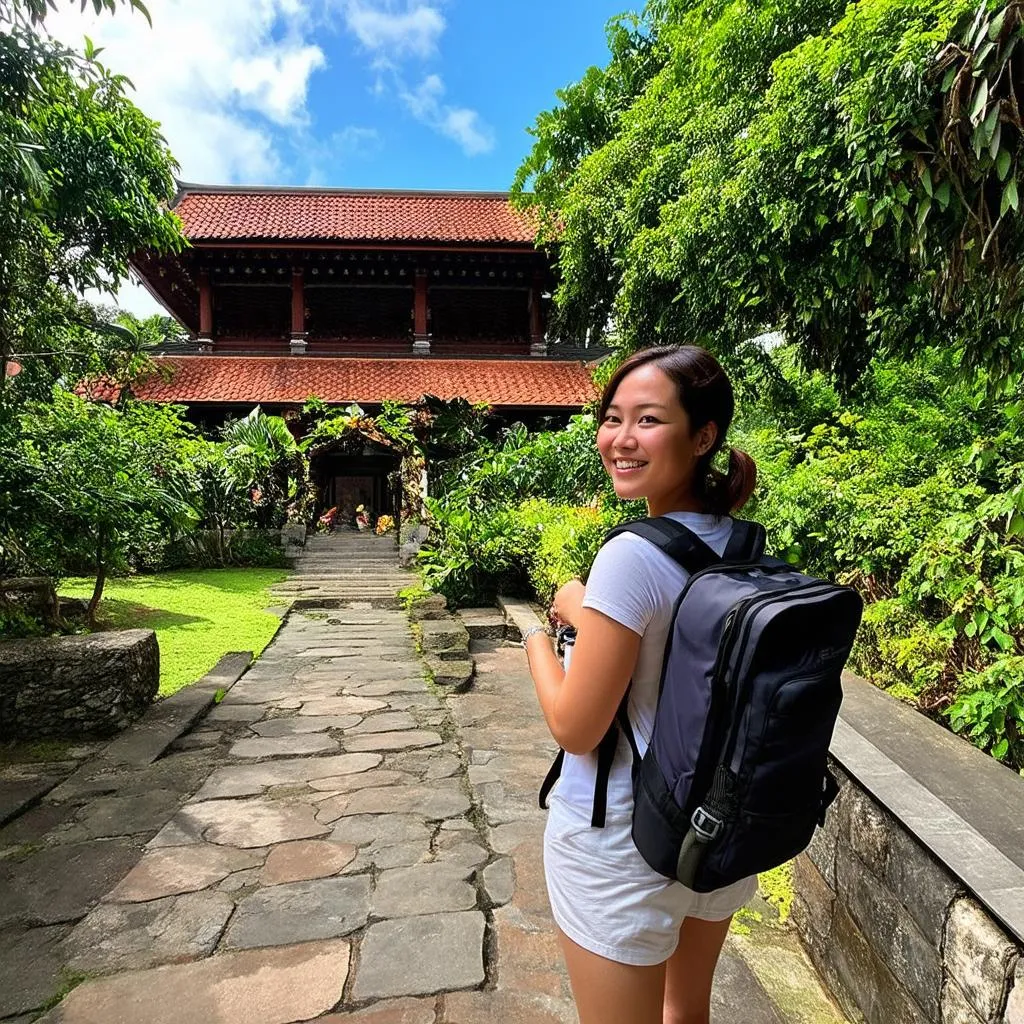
[45,0,328,182]
[339,2,495,156]
[400,74,494,156]
[229,47,327,127]
[342,0,444,59]
[44,0,336,314]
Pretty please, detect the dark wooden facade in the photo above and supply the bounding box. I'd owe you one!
[136,244,553,359]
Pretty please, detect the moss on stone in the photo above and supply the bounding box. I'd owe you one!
[759,859,795,924]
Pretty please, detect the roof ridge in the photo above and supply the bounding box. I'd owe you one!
[175,181,516,201]
[151,355,569,366]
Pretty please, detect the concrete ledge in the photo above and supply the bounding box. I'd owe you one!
[48,651,252,803]
[834,674,1024,945]
[496,596,546,643]
[792,673,1024,1024]
[99,651,253,768]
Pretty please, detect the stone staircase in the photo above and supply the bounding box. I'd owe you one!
[271,531,414,606]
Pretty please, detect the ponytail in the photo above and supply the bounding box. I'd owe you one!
[697,447,757,515]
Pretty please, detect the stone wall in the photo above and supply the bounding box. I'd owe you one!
[0,629,159,740]
[793,762,1023,1024]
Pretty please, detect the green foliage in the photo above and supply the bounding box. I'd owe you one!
[222,407,302,529]
[0,605,48,638]
[516,0,1024,389]
[734,345,1024,768]
[416,410,624,605]
[0,0,181,376]
[417,497,616,608]
[513,499,617,603]
[435,413,606,507]
[14,390,195,619]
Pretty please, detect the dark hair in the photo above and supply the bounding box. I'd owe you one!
[598,345,757,515]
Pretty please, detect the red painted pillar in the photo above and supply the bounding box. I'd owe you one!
[198,270,213,353]
[413,269,430,354]
[291,268,307,354]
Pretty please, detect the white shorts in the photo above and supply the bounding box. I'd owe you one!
[543,794,758,966]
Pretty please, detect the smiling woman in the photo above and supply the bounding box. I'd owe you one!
[57,568,288,697]
[523,344,760,1024]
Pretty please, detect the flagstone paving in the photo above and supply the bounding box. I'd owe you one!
[0,534,846,1023]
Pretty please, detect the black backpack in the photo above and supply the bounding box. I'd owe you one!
[540,515,863,893]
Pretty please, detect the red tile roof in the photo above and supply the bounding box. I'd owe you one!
[88,356,596,408]
[173,186,537,245]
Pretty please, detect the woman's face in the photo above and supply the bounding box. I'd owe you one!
[597,364,716,516]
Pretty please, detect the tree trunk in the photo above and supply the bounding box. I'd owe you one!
[87,565,107,627]
[88,538,107,628]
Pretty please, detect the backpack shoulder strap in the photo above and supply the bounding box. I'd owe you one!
[539,749,564,811]
[723,518,766,562]
[604,516,720,575]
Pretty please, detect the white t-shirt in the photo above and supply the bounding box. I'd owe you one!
[554,510,735,816]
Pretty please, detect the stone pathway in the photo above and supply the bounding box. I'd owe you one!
[0,534,847,1024]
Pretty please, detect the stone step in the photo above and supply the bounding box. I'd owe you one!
[426,657,474,691]
[272,589,409,598]
[286,570,409,577]
[287,577,406,583]
[273,581,408,589]
[457,608,507,641]
[418,619,470,656]
[495,595,547,643]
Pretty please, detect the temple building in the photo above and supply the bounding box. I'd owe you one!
[125,183,597,520]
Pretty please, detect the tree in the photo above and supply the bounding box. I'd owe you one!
[0,0,182,392]
[514,0,1024,389]
[17,390,194,623]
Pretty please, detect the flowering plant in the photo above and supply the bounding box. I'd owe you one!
[355,504,370,530]
[375,514,395,535]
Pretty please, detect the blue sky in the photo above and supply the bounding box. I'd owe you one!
[50,0,631,192]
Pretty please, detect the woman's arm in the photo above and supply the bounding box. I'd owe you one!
[551,578,585,628]
[525,605,641,755]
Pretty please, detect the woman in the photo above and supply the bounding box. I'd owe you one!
[523,345,759,1024]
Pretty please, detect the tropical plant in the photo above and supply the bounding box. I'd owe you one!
[514,0,1024,390]
[0,0,181,389]
[16,390,195,623]
[222,407,302,529]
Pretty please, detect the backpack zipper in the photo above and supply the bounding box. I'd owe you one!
[717,583,839,772]
[656,561,776,702]
[685,581,832,818]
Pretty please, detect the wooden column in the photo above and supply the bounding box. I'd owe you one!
[529,270,547,357]
[197,270,213,354]
[290,268,307,354]
[413,269,430,355]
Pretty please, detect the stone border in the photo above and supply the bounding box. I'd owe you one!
[833,676,1024,945]
[48,650,254,803]
[495,595,547,643]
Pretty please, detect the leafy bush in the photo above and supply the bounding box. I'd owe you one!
[735,345,1024,768]
[420,344,1024,771]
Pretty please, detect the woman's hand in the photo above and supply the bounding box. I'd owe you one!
[550,579,585,628]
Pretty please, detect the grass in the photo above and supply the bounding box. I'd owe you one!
[59,568,289,697]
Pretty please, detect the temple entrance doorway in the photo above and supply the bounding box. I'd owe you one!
[313,451,401,530]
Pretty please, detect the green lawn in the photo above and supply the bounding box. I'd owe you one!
[59,569,289,697]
